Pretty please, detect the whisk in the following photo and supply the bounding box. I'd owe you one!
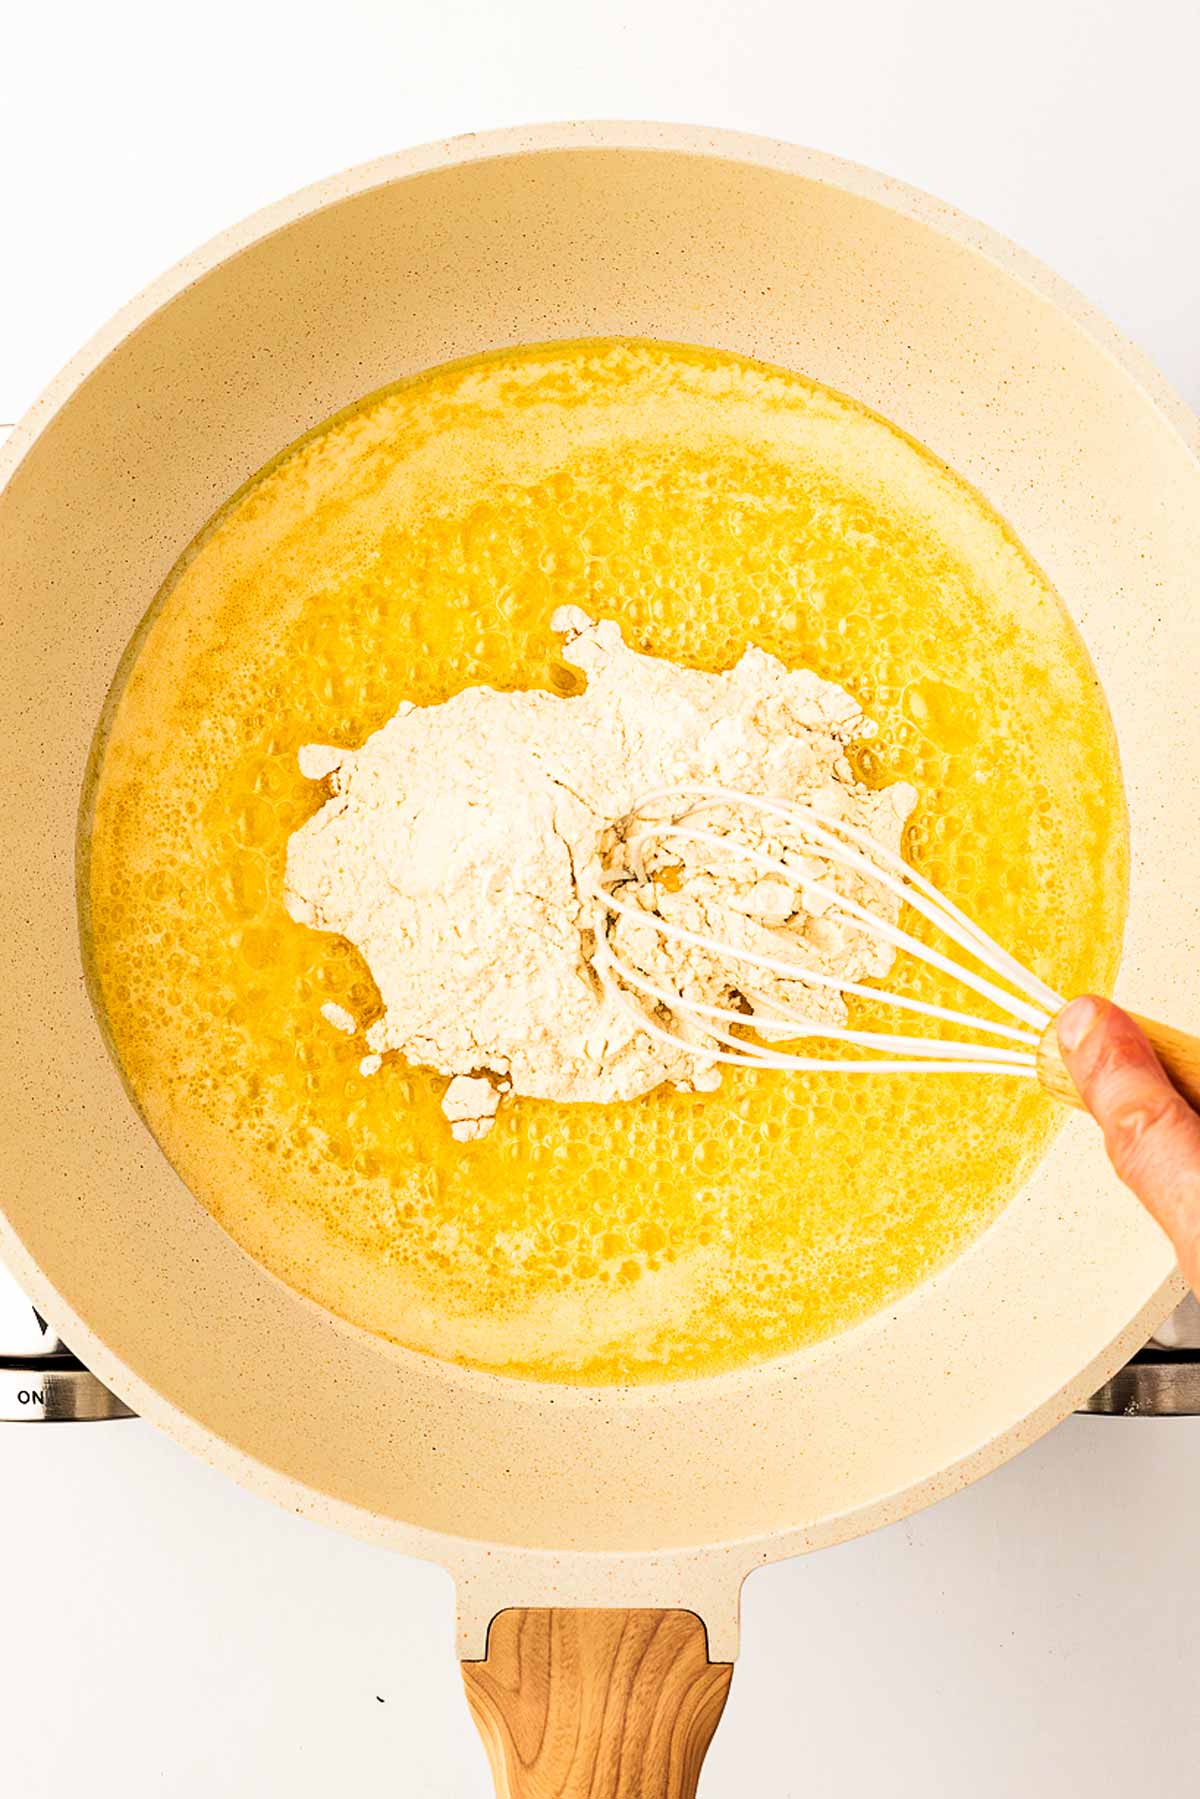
[587,783,1200,1111]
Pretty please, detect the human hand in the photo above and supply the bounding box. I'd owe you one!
[1057,996,1200,1296]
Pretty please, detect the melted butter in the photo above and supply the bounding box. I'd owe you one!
[84,339,1127,1383]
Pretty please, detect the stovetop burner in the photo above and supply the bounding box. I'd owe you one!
[1,1255,1196,1421]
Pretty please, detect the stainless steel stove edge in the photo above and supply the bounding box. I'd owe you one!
[0,1352,135,1422]
[1078,1351,1200,1417]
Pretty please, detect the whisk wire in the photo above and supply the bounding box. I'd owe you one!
[629,784,1064,1013]
[592,783,1064,1081]
[600,964,1039,1079]
[595,944,1037,1065]
[626,819,1049,1030]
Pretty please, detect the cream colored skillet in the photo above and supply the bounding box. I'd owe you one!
[1,124,1199,1795]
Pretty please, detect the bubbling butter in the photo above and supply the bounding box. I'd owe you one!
[85,338,1128,1383]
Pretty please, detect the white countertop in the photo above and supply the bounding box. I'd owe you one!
[3,3,1199,1792]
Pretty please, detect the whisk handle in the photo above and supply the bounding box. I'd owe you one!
[1038,1009,1200,1115]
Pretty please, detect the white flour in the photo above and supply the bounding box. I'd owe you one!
[284,610,916,1138]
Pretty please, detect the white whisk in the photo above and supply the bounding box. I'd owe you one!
[585,783,1194,1109]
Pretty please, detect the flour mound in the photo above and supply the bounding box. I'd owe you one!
[284,611,916,1137]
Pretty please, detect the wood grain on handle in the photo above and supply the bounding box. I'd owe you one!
[462,1609,733,1799]
[1038,1010,1200,1114]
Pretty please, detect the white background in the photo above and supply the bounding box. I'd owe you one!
[2,3,1199,1793]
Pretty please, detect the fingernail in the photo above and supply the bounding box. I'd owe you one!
[1057,996,1101,1053]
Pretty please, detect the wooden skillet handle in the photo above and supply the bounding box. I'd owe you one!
[1038,1010,1200,1113]
[462,1608,733,1798]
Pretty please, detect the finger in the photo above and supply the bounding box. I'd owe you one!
[1057,996,1200,1293]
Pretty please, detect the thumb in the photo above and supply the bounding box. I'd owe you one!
[1057,996,1200,1295]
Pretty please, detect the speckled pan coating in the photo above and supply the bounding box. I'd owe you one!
[0,123,1195,1660]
